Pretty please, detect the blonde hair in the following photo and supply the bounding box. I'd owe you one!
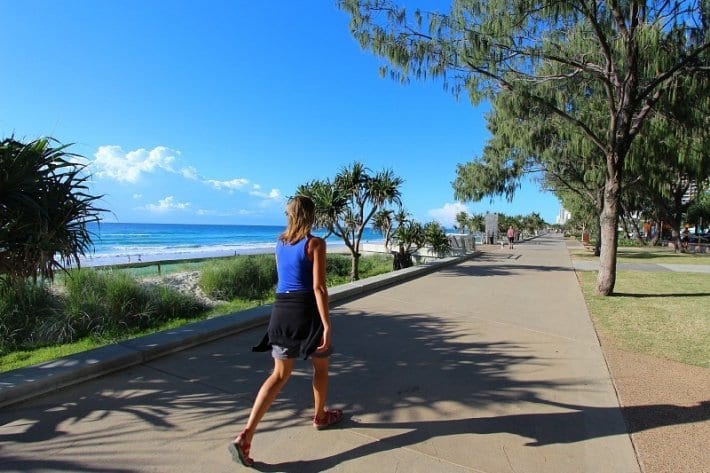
[280,195,316,244]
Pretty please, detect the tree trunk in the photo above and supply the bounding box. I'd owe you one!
[593,191,604,257]
[650,221,661,246]
[350,251,360,281]
[596,175,621,295]
[393,250,413,270]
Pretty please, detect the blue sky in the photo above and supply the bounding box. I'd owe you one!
[1,1,561,227]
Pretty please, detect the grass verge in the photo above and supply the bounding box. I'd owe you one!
[1,253,394,372]
[569,245,710,265]
[578,270,709,368]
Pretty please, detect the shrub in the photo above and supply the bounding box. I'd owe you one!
[326,253,392,286]
[61,268,205,338]
[326,255,351,278]
[0,281,59,353]
[62,269,152,334]
[356,254,392,277]
[617,238,645,247]
[148,285,205,321]
[200,255,277,300]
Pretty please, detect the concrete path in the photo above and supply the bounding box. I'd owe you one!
[0,233,641,472]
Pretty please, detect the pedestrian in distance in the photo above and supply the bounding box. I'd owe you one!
[680,226,690,253]
[507,225,515,249]
[229,195,343,467]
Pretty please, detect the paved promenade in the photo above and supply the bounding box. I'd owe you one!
[0,234,641,472]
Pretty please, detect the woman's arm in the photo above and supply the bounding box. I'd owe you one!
[309,237,331,351]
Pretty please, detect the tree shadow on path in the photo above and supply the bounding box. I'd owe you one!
[2,304,707,472]
[252,309,709,471]
[254,401,709,473]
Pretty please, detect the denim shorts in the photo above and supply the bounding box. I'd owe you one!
[271,344,333,360]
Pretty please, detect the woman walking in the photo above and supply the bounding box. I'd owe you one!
[229,195,343,467]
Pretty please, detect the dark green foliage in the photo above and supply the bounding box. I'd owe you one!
[687,192,710,230]
[62,270,152,333]
[339,0,709,296]
[617,238,645,248]
[199,255,277,300]
[62,269,205,336]
[326,253,392,285]
[356,253,391,275]
[0,269,206,354]
[2,253,395,360]
[326,254,352,278]
[298,162,403,281]
[149,285,205,320]
[0,137,104,285]
[0,281,59,353]
[423,221,451,255]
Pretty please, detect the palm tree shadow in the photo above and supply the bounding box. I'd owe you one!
[255,402,709,473]
[2,305,707,471]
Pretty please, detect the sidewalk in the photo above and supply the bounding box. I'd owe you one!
[0,234,641,472]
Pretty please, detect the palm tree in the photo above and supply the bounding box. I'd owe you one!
[299,162,404,280]
[423,221,451,256]
[372,209,394,250]
[0,137,104,287]
[391,219,424,269]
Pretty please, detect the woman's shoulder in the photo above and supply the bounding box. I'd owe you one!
[307,235,326,252]
[308,235,326,246]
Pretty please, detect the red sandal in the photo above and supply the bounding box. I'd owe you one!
[313,409,344,430]
[228,430,254,467]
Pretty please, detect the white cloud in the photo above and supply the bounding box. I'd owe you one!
[249,187,282,200]
[145,196,190,212]
[427,202,469,227]
[206,178,250,191]
[92,145,178,183]
[92,144,283,212]
[181,166,199,180]
[196,209,218,216]
[196,208,257,217]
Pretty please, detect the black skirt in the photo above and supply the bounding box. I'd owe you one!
[252,291,324,360]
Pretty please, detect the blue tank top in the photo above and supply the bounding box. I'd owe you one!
[275,237,313,293]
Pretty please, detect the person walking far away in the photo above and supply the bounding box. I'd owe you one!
[229,195,343,467]
[507,225,515,249]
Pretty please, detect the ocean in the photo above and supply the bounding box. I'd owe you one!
[81,222,384,267]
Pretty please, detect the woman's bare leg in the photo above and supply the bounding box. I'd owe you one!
[237,358,295,444]
[312,356,329,420]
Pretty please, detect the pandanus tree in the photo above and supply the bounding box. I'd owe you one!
[388,210,451,269]
[0,137,104,288]
[372,208,395,250]
[297,162,403,281]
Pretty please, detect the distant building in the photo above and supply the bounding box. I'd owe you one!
[556,206,571,225]
[484,212,498,244]
[682,180,698,205]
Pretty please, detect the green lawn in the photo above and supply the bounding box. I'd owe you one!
[578,270,710,368]
[569,245,710,265]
